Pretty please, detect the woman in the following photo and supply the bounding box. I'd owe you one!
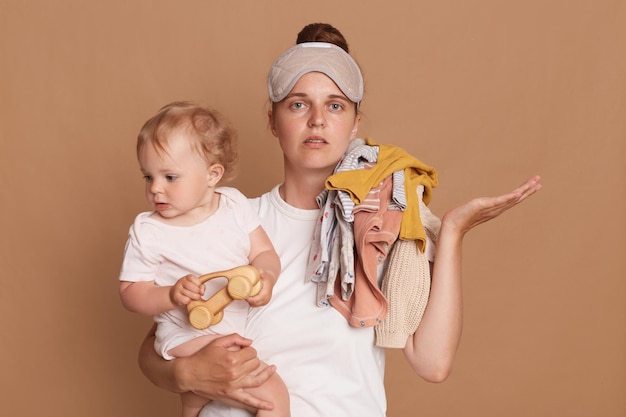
[138,23,542,416]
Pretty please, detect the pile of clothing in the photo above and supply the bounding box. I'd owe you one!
[306,138,441,348]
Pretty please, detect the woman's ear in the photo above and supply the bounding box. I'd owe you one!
[207,163,225,186]
[350,113,361,139]
[268,110,278,137]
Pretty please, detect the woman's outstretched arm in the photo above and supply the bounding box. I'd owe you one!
[403,175,542,382]
[138,324,276,411]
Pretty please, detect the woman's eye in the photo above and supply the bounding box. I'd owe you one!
[291,102,304,110]
[330,103,343,111]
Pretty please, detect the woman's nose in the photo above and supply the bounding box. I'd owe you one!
[308,107,326,128]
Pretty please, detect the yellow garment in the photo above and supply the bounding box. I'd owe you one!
[325,137,438,251]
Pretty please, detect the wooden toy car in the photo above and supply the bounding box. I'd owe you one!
[187,265,262,330]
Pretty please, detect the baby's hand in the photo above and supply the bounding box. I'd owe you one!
[246,270,277,307]
[170,274,205,306]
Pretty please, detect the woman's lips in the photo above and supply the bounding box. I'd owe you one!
[304,136,327,147]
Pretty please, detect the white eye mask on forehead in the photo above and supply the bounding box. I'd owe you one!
[267,42,364,104]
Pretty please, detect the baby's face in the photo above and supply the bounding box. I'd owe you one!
[138,134,214,223]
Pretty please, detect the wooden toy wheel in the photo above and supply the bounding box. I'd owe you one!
[228,275,254,299]
[188,305,223,330]
[250,280,262,297]
[211,310,224,325]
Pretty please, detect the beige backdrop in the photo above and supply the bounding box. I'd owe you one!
[1,1,624,416]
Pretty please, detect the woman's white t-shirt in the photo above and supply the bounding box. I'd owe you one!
[200,185,387,417]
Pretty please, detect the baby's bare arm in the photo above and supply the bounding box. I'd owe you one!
[246,226,281,307]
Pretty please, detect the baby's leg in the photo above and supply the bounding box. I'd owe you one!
[168,335,221,417]
[180,391,210,417]
[170,337,290,416]
[247,362,290,417]
[167,334,220,358]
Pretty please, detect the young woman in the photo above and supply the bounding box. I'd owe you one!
[137,23,542,416]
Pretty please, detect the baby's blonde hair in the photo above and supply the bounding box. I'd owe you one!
[137,101,238,182]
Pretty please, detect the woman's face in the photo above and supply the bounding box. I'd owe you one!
[269,71,360,176]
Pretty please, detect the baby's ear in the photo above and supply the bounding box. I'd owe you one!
[207,163,225,186]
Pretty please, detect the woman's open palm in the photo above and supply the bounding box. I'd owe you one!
[442,175,542,236]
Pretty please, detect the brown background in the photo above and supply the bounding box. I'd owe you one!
[1,1,624,416]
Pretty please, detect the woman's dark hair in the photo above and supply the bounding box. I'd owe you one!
[296,23,350,53]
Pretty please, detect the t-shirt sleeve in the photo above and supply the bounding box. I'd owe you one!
[219,187,262,234]
[118,214,162,282]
